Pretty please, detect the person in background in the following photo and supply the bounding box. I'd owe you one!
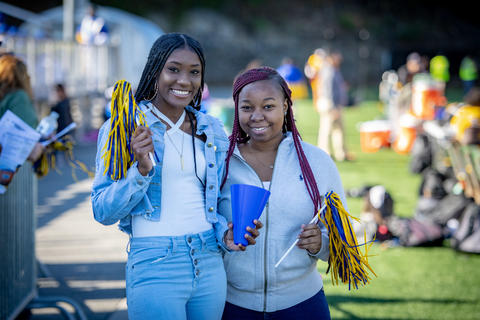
[199,82,211,114]
[397,52,422,85]
[304,48,326,106]
[459,56,478,96]
[317,50,352,161]
[51,84,74,134]
[76,4,109,45]
[91,33,260,320]
[0,54,43,162]
[219,67,347,319]
[430,54,450,91]
[277,57,308,100]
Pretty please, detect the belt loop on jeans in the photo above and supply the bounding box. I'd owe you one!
[171,237,177,254]
[198,231,207,250]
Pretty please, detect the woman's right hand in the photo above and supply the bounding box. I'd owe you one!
[132,126,154,176]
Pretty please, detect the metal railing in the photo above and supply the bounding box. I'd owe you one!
[0,163,37,320]
[1,35,119,101]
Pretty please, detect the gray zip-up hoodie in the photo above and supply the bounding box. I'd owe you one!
[219,132,347,312]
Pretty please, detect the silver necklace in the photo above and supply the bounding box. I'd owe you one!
[165,124,185,170]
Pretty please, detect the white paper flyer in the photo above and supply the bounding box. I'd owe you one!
[0,110,40,194]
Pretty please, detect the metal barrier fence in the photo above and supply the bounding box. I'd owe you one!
[0,163,37,320]
[1,36,119,101]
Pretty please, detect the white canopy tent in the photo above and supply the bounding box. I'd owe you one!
[19,5,164,90]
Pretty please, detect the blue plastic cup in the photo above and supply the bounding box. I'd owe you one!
[231,184,270,246]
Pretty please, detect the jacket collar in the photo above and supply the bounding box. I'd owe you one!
[139,100,164,127]
[186,106,209,133]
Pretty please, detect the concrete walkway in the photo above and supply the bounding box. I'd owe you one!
[31,142,128,320]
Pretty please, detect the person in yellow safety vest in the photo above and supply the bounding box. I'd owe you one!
[430,55,450,90]
[459,56,478,96]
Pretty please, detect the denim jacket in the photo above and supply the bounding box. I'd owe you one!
[91,102,230,245]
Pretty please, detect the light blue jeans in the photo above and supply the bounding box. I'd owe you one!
[126,229,227,320]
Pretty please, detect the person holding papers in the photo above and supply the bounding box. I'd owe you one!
[0,54,43,162]
[0,54,44,195]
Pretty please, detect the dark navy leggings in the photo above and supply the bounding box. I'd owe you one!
[222,289,331,320]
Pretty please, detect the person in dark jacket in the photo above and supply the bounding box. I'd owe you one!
[51,83,74,133]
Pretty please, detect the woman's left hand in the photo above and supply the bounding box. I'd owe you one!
[224,219,263,251]
[297,223,322,255]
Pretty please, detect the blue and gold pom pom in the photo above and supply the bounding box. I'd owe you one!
[101,80,150,180]
[320,191,376,290]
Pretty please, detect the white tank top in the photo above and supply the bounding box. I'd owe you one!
[132,107,212,237]
[263,181,271,190]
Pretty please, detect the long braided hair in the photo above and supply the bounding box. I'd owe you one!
[135,33,205,110]
[222,67,322,214]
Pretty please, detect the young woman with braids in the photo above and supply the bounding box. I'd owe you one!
[91,33,260,319]
[219,67,347,319]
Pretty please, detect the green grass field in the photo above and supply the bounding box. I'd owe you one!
[293,98,480,320]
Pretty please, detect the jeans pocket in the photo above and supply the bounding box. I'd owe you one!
[128,246,171,289]
[129,246,171,270]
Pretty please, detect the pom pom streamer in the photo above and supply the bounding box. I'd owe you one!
[321,191,376,290]
[101,80,156,180]
[33,135,93,180]
[275,191,376,290]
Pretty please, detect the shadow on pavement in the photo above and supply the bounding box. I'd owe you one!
[32,262,125,320]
